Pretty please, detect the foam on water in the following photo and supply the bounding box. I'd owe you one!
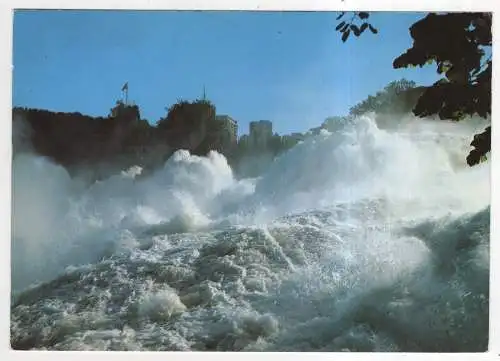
[11,113,490,351]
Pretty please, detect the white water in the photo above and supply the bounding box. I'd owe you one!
[11,114,490,351]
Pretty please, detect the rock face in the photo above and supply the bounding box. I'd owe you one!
[12,105,172,182]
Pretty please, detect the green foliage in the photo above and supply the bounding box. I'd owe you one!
[467,126,491,166]
[110,100,141,121]
[393,13,491,121]
[349,79,418,115]
[156,98,216,131]
[393,12,491,165]
[335,12,378,42]
[337,11,492,166]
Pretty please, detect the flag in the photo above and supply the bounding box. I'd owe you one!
[122,82,128,91]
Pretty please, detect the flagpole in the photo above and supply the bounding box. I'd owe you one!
[122,82,129,105]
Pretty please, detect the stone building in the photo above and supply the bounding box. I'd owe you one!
[214,115,238,145]
[249,120,273,148]
[195,114,238,156]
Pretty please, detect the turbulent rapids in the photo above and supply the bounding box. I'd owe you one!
[11,114,490,351]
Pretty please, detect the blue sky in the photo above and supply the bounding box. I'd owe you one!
[13,10,442,135]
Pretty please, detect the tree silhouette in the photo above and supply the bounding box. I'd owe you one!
[336,12,492,166]
[335,12,378,42]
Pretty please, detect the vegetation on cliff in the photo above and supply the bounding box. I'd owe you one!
[349,79,423,116]
[13,98,234,181]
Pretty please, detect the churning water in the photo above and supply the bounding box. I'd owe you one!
[11,114,490,351]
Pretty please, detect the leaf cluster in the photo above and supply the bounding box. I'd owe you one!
[393,13,491,122]
[335,12,378,42]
